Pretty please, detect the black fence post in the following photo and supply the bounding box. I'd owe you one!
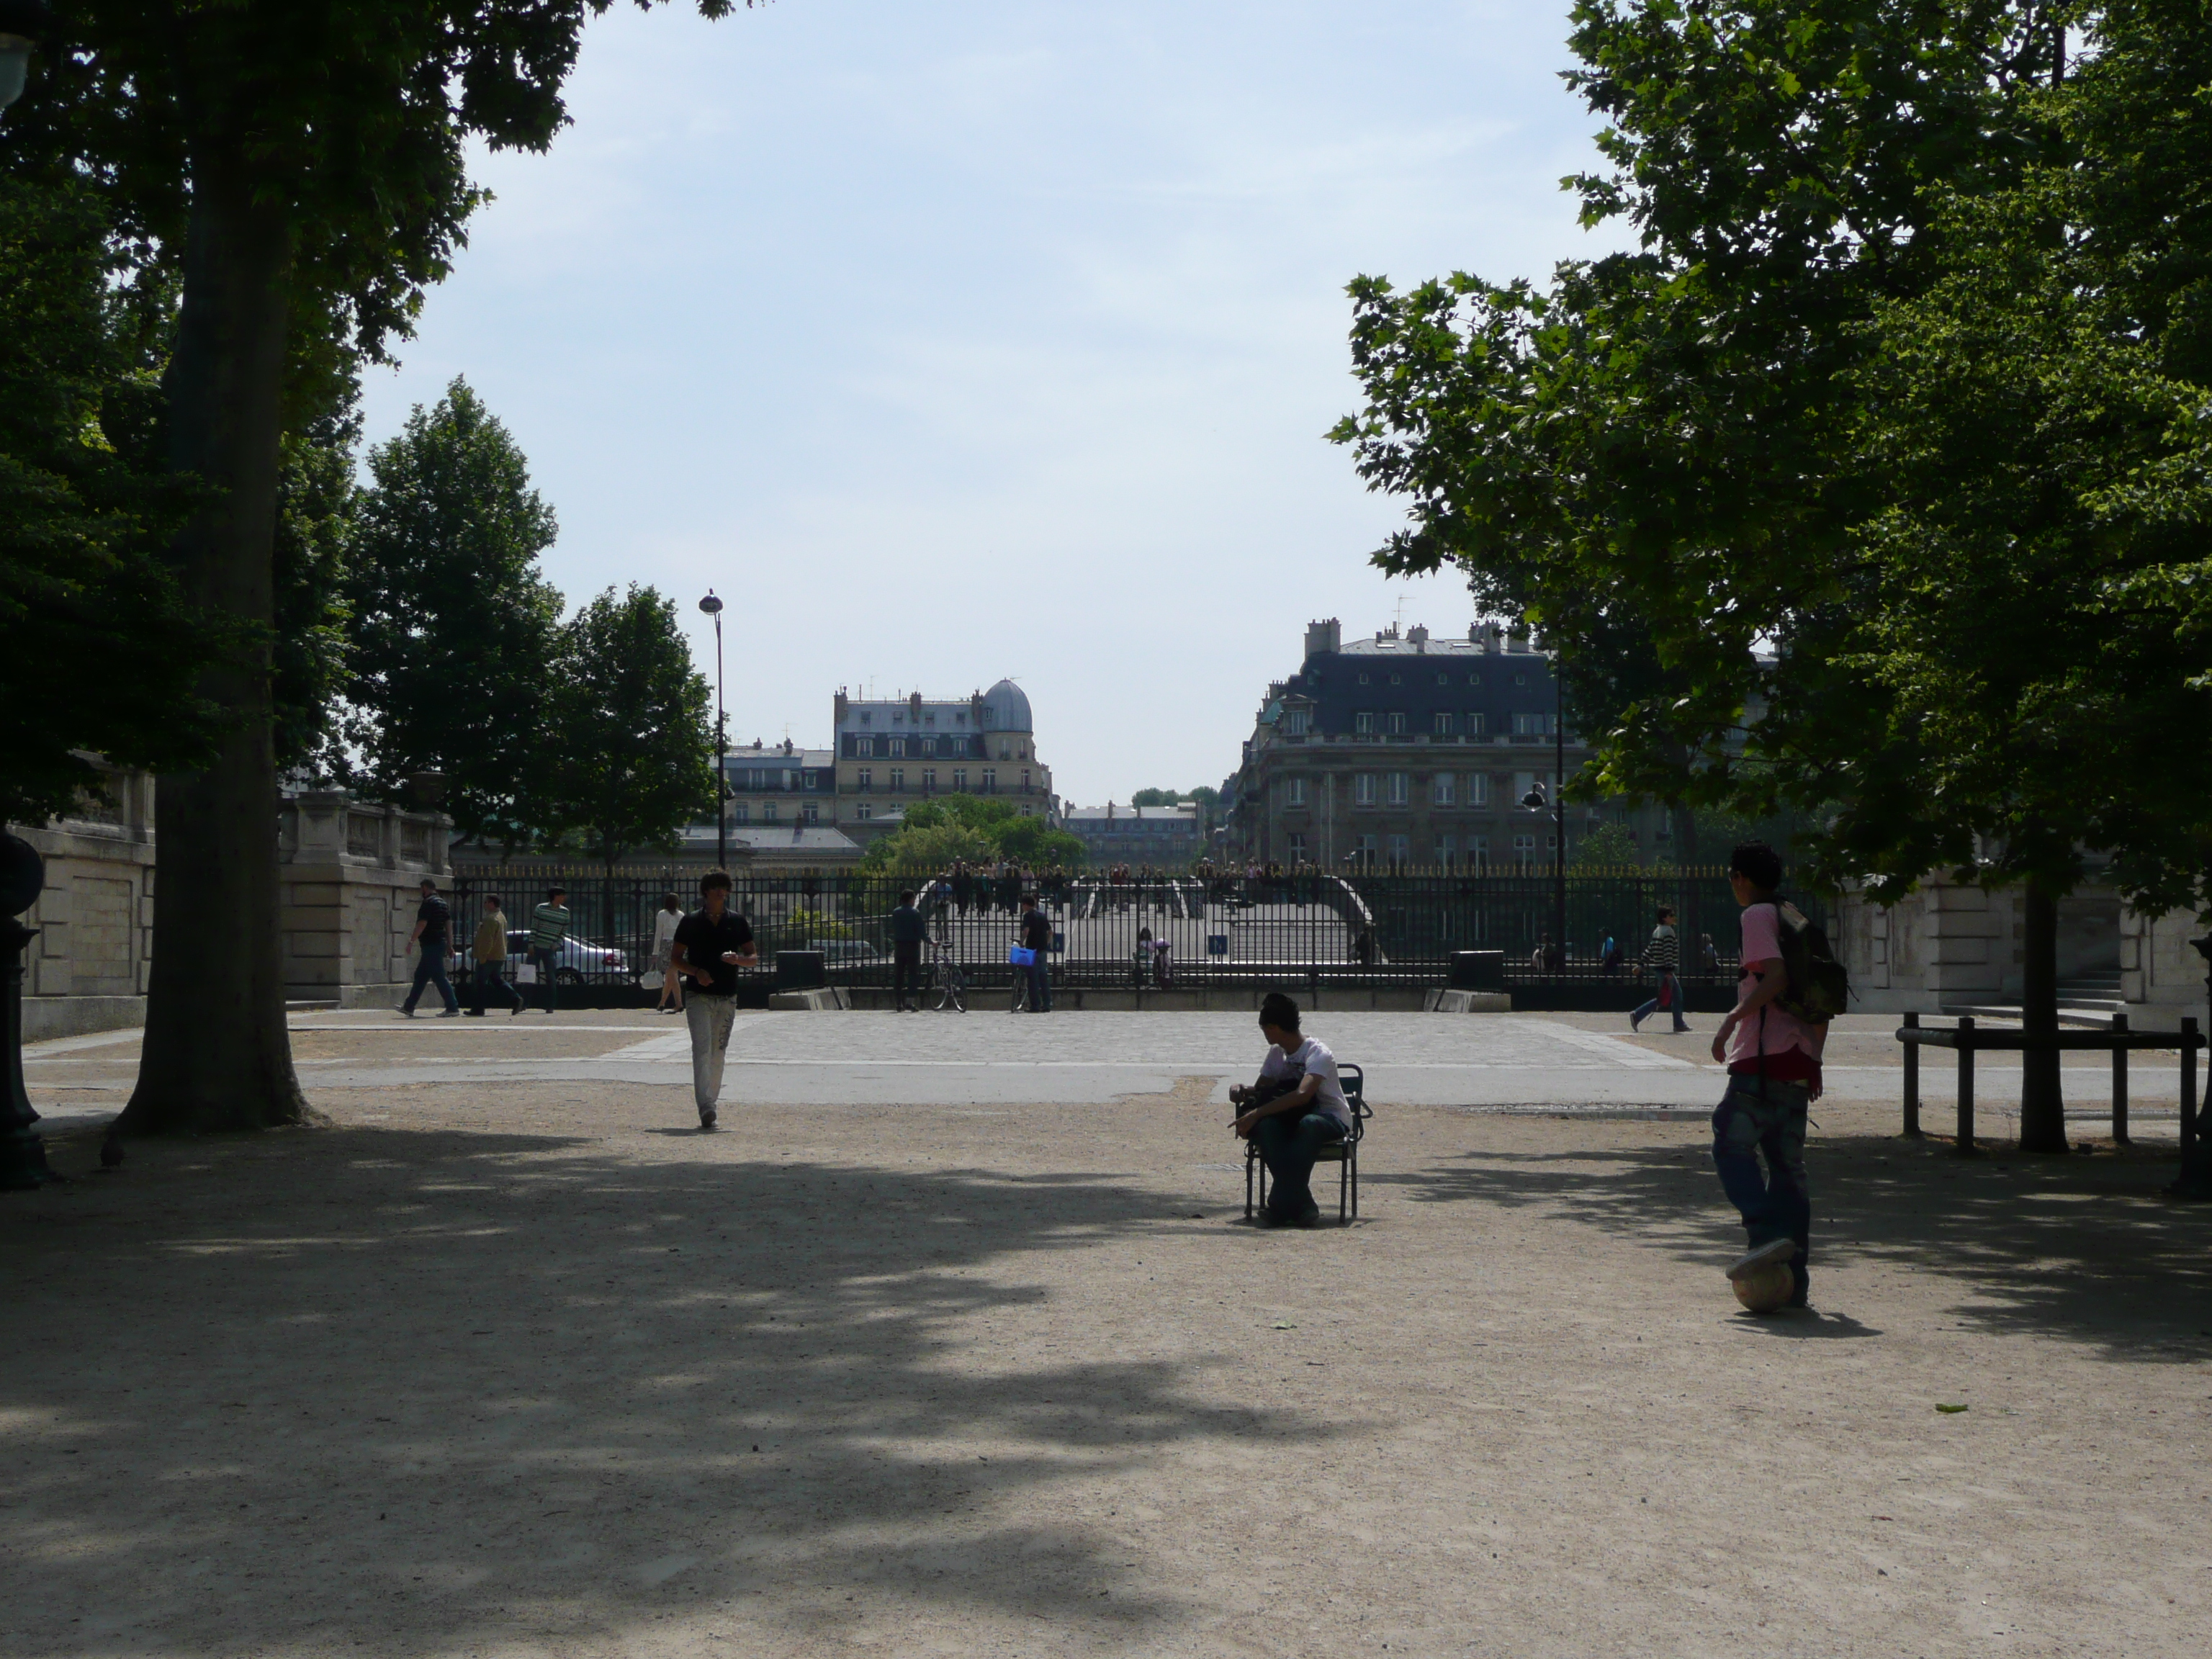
[2110,1011,2130,1146]
[1901,1010,1920,1138]
[2180,1015,2199,1165]
[1956,1015,1976,1155]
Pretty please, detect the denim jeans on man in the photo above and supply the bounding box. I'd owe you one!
[529,947,560,1012]
[1025,956,1053,1012]
[1254,1108,1345,1222]
[470,959,523,1015]
[1712,1074,1812,1298]
[1632,971,1689,1032]
[402,943,458,1014]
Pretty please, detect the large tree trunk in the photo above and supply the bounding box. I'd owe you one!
[117,150,305,1136]
[2018,878,2067,1154]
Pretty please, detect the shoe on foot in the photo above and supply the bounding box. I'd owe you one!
[1629,1010,1646,1032]
[698,1109,718,1132]
[1292,1207,1325,1229]
[1727,1237,1798,1280]
[438,1008,460,1018]
[1672,1022,1692,1034]
[400,1008,416,1018]
[463,1010,486,1017]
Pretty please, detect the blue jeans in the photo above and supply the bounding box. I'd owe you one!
[1025,957,1053,1012]
[403,944,457,1013]
[1632,971,1689,1030]
[1712,1075,1811,1299]
[1254,1109,1346,1220]
[470,960,523,1015]
[529,947,560,1012]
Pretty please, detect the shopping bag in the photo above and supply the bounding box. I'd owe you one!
[1655,975,1673,1010]
[1008,946,1036,968]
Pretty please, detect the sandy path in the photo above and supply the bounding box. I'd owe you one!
[2,1076,2207,1658]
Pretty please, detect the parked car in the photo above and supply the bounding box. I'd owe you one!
[456,930,631,985]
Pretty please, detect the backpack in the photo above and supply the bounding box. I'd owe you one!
[1768,900,1849,1024]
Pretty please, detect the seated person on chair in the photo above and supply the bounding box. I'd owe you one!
[1230,992,1352,1228]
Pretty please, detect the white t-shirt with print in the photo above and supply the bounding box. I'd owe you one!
[1258,1035,1352,1130]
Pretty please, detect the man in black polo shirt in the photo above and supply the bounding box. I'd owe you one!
[890,889,926,1011]
[400,878,459,1017]
[671,868,758,1130]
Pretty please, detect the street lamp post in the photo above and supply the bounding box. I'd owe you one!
[698,592,727,869]
[0,1,53,119]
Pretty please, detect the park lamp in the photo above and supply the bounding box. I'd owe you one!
[0,0,53,116]
[1520,781,1547,811]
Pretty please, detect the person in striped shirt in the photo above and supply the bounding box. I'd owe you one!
[1629,904,1690,1033]
[526,886,570,1015]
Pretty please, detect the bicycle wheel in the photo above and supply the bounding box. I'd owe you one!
[935,959,966,1012]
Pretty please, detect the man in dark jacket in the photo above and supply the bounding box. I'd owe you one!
[400,878,459,1017]
[890,889,927,1011]
[1017,893,1053,1013]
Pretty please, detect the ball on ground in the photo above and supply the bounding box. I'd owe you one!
[1732,1261,1795,1313]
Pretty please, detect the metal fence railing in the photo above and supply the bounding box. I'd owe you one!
[439,869,1815,1002]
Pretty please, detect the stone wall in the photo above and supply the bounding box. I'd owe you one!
[1834,876,2124,1014]
[2121,907,2209,1012]
[9,775,451,1038]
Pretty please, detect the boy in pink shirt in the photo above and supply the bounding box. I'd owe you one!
[1709,843,1825,1308]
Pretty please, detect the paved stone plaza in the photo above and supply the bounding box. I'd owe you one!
[4,1010,2207,1657]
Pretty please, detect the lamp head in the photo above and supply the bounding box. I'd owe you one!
[1520,783,1547,811]
[697,591,723,616]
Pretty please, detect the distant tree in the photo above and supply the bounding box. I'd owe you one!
[270,402,357,776]
[1569,822,1639,871]
[341,379,563,847]
[860,822,997,875]
[997,815,1087,868]
[862,793,1084,871]
[1130,788,1180,807]
[544,585,716,873]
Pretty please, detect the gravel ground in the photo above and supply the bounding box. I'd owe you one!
[2,1038,2208,1658]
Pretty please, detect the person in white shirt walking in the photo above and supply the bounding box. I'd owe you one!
[650,892,684,1014]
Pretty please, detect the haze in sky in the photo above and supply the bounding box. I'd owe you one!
[356,0,1626,808]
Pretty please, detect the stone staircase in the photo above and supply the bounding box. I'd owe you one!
[1943,970,2128,1028]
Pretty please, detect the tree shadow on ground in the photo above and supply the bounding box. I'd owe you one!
[1377,1133,2212,1362]
[0,1125,1341,1655]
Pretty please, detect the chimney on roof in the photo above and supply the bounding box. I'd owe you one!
[1507,625,1530,654]
[909,691,922,719]
[1408,624,1429,650]
[835,690,849,724]
[1304,618,1341,659]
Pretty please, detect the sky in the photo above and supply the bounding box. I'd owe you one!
[356,0,1629,809]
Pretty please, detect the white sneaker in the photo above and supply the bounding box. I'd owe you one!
[1727,1238,1798,1280]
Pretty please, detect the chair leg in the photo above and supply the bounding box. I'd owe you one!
[1244,1148,1253,1218]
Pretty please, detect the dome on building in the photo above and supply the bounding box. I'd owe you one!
[979,678,1033,732]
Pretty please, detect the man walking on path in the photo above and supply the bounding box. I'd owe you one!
[1017,893,1053,1013]
[1629,904,1690,1033]
[528,886,570,1015]
[465,894,524,1017]
[1231,992,1352,1228]
[1710,842,1825,1310]
[400,879,459,1017]
[890,890,926,1011]
[671,868,758,1130]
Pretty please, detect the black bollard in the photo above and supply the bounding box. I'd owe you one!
[0,832,55,1190]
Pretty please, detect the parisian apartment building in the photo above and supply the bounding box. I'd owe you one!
[1061,802,1203,868]
[1220,619,1662,871]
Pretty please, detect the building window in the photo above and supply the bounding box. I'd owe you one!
[1431,773,1455,806]
[763,801,778,823]
[804,801,819,823]
[860,711,872,724]
[1387,834,1410,866]
[953,768,968,791]
[1285,709,1310,737]
[858,768,873,791]
[1354,773,1377,806]
[1287,776,1307,808]
[1287,833,1308,863]
[855,803,872,820]
[1514,712,1543,737]
[731,803,749,825]
[1354,711,1375,735]
[1434,834,1455,866]
[1357,672,1371,685]
[1470,773,1491,806]
[889,768,904,792]
[922,768,936,791]
[1466,712,1485,737]
[1432,711,1455,736]
[857,737,874,758]
[983,768,997,791]
[803,770,819,788]
[1515,673,1529,687]
[889,737,906,758]
[1437,673,1450,687]
[1354,833,1378,866]
[1385,772,1409,806]
[1513,834,1536,866]
[1385,711,1408,736]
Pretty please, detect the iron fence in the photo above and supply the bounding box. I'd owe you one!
[441,868,1818,1002]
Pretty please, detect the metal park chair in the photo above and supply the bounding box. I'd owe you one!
[1244,1061,1370,1224]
